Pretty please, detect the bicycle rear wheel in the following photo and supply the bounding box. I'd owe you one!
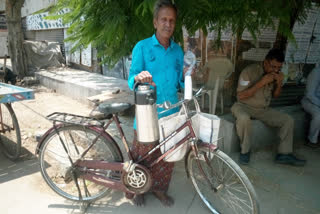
[0,103,21,160]
[39,125,123,202]
[187,147,259,214]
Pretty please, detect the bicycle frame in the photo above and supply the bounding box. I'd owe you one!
[73,109,217,195]
[36,99,218,196]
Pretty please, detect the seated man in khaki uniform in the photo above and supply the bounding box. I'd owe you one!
[231,48,306,166]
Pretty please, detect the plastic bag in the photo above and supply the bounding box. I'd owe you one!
[159,111,190,162]
[159,99,221,162]
[191,112,220,144]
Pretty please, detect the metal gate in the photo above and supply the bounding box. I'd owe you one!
[24,29,65,57]
[34,29,65,57]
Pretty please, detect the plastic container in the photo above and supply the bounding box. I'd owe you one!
[184,75,192,100]
[183,50,196,100]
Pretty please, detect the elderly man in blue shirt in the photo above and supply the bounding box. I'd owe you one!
[302,65,320,148]
[127,0,185,208]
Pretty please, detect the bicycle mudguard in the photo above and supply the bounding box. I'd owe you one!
[89,126,124,161]
[35,125,123,162]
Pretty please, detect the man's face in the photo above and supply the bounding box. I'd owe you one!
[153,7,176,41]
[264,59,283,74]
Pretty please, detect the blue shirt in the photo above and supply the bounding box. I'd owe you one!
[305,66,320,107]
[128,34,184,128]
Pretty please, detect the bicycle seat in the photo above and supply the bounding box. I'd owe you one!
[98,102,131,115]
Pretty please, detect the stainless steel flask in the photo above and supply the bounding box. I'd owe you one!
[134,84,159,144]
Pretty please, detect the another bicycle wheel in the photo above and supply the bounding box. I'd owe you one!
[187,146,259,214]
[39,125,123,202]
[0,103,21,160]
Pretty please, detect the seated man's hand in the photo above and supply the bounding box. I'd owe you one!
[135,71,156,86]
[260,73,275,85]
[272,72,284,86]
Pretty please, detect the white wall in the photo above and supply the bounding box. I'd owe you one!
[21,0,56,17]
[0,1,5,11]
[0,32,8,57]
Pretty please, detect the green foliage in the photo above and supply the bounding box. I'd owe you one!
[49,0,316,67]
[49,0,155,66]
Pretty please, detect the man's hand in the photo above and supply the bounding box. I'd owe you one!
[134,71,156,86]
[237,73,275,101]
[272,72,284,86]
[183,66,196,77]
[271,72,284,98]
[260,73,275,86]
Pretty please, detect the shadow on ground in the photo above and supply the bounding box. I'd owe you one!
[0,146,39,184]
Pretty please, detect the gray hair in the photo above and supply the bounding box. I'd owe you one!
[153,0,177,19]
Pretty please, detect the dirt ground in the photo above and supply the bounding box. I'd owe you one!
[12,85,91,157]
[1,77,320,214]
[2,85,95,195]
[11,83,134,158]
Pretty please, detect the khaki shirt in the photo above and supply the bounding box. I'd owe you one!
[237,64,274,108]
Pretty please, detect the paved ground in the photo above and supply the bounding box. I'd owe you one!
[0,85,319,214]
[0,57,320,214]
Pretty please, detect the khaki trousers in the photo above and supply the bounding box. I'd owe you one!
[231,102,294,154]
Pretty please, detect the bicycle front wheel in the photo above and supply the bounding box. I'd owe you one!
[39,125,123,202]
[187,147,259,214]
[0,103,21,160]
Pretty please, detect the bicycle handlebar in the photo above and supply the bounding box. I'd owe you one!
[157,86,204,113]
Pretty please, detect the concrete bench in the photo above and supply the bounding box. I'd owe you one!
[36,69,133,106]
[217,105,307,155]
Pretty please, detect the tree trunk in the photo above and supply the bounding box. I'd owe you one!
[273,14,297,52]
[200,30,207,67]
[273,1,304,52]
[5,0,27,78]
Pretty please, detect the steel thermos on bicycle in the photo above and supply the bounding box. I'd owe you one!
[134,83,159,144]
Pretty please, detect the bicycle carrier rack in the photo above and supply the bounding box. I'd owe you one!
[46,112,103,126]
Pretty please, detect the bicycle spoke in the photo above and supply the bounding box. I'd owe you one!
[226,188,251,209]
[45,149,68,159]
[203,153,220,180]
[227,196,251,214]
[69,130,80,155]
[224,170,236,184]
[83,179,92,197]
[227,184,248,196]
[62,131,71,155]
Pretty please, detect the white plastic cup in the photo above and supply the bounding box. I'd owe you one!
[184,75,192,100]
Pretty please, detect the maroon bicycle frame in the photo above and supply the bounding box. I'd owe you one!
[56,113,217,195]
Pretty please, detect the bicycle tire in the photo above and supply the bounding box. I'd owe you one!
[0,103,21,160]
[187,146,259,214]
[39,125,123,202]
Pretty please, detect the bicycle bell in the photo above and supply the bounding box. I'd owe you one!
[134,83,159,144]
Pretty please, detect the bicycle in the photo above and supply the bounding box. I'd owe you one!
[36,89,259,214]
[0,102,21,160]
[0,82,34,160]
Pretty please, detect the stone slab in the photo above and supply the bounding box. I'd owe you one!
[35,69,133,106]
[219,105,307,154]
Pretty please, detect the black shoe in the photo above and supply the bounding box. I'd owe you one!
[239,152,250,165]
[304,141,320,149]
[275,154,306,167]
